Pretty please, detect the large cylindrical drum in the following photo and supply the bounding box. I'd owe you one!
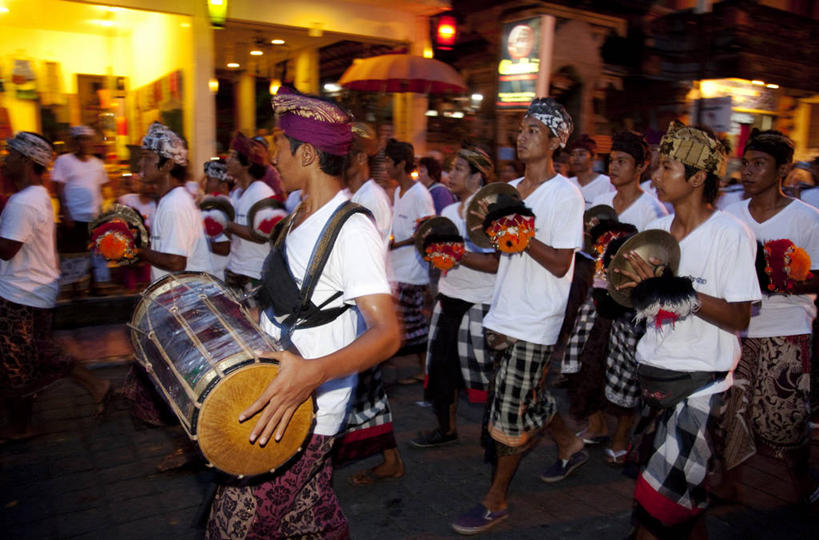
[129,272,314,477]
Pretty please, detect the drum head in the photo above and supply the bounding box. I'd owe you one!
[606,229,681,308]
[198,363,315,477]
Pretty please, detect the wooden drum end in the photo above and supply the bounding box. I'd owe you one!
[197,363,314,477]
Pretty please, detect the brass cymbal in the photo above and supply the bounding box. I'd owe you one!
[606,229,681,307]
[465,182,522,249]
[247,198,287,242]
[88,203,149,248]
[200,195,235,222]
[414,216,459,257]
[583,204,618,254]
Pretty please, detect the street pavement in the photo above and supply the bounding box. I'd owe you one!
[1,327,817,539]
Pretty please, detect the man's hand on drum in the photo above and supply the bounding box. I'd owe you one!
[239,350,324,446]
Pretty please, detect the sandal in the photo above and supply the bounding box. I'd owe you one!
[348,466,405,486]
[603,447,628,466]
[576,429,609,446]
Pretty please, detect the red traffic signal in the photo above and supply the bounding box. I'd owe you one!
[436,14,457,50]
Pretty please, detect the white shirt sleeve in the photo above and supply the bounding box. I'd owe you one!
[543,188,584,250]
[718,221,762,303]
[335,214,391,303]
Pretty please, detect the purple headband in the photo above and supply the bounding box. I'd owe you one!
[272,89,352,156]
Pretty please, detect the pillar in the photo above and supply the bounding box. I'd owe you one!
[189,1,217,170]
[294,48,319,95]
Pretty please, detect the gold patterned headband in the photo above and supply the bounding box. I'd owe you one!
[659,120,726,175]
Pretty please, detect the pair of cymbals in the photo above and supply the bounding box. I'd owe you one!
[606,229,681,307]
[465,183,523,249]
[88,203,149,247]
[414,216,460,257]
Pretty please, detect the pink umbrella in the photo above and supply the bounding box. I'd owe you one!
[339,54,466,94]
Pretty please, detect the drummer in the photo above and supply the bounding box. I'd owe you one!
[451,98,586,535]
[223,132,276,302]
[135,122,214,280]
[206,90,400,539]
[411,145,498,449]
[614,121,760,539]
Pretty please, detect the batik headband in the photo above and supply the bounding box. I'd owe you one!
[142,122,188,166]
[524,97,573,148]
[659,120,726,175]
[204,160,228,181]
[69,125,95,138]
[271,88,352,156]
[458,146,494,181]
[6,132,53,167]
[744,129,794,166]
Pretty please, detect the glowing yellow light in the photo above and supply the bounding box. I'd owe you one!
[0,6,10,13]
[250,50,263,56]
[766,83,779,89]
[209,0,224,5]
[269,79,281,95]
[227,62,240,69]
[180,22,191,28]
[438,24,455,38]
[423,48,434,59]
[271,39,285,45]
[411,171,419,179]
[90,19,115,27]
[751,80,765,86]
[208,78,219,93]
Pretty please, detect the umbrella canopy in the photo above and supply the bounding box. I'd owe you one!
[339,54,466,94]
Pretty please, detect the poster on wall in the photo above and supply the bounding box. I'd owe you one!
[496,17,554,109]
[12,59,37,100]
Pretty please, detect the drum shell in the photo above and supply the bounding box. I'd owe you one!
[129,272,314,477]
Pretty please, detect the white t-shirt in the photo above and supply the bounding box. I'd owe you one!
[437,197,497,305]
[260,190,391,436]
[351,179,393,243]
[150,186,215,282]
[389,181,435,285]
[635,212,762,397]
[0,186,60,308]
[226,181,275,280]
[569,173,614,209]
[51,153,108,222]
[800,187,819,209]
[483,175,584,345]
[716,184,746,210]
[590,191,669,231]
[725,198,819,337]
[118,193,157,230]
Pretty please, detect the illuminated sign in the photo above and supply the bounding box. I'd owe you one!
[497,17,554,109]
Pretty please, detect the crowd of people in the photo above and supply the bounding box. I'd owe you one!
[1,88,818,539]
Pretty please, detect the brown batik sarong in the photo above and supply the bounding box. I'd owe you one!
[0,297,74,397]
[721,334,812,469]
[207,434,348,539]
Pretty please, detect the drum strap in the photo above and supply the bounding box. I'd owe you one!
[257,200,373,345]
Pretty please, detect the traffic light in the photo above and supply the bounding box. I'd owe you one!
[435,13,457,51]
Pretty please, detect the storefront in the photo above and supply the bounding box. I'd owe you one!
[0,0,448,172]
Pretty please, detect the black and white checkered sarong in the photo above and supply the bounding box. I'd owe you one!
[488,340,555,448]
[605,318,644,409]
[561,295,596,375]
[634,393,722,527]
[342,365,392,433]
[425,301,492,402]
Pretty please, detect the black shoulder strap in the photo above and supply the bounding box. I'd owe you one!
[286,201,373,331]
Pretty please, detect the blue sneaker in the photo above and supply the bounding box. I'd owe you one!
[451,504,509,535]
[540,449,589,483]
